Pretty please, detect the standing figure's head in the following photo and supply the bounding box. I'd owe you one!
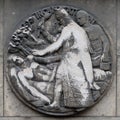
[54,8,73,26]
[76,10,90,26]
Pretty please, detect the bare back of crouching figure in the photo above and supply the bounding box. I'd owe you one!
[32,8,99,108]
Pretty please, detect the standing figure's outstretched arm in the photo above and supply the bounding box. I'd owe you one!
[32,27,71,56]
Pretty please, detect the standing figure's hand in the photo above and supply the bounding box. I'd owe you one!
[32,49,46,56]
[101,53,109,62]
[27,55,34,60]
[101,53,105,62]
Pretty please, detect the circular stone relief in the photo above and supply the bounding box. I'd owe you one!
[6,6,113,116]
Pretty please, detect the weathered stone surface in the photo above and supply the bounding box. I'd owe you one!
[0,117,120,120]
[117,0,120,116]
[4,79,41,116]
[3,0,116,117]
[4,80,116,116]
[117,57,120,116]
[117,58,120,113]
[117,0,120,55]
[78,80,116,116]
[0,0,3,116]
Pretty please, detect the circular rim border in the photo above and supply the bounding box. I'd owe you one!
[5,5,115,116]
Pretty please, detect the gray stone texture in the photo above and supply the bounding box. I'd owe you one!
[117,0,120,55]
[0,117,120,120]
[0,0,119,119]
[117,0,120,116]
[0,0,3,116]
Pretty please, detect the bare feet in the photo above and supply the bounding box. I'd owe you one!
[49,101,60,109]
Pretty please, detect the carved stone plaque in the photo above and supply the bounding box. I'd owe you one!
[6,6,113,116]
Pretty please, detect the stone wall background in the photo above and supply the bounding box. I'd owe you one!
[0,0,120,119]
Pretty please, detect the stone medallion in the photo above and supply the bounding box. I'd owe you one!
[6,6,113,116]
